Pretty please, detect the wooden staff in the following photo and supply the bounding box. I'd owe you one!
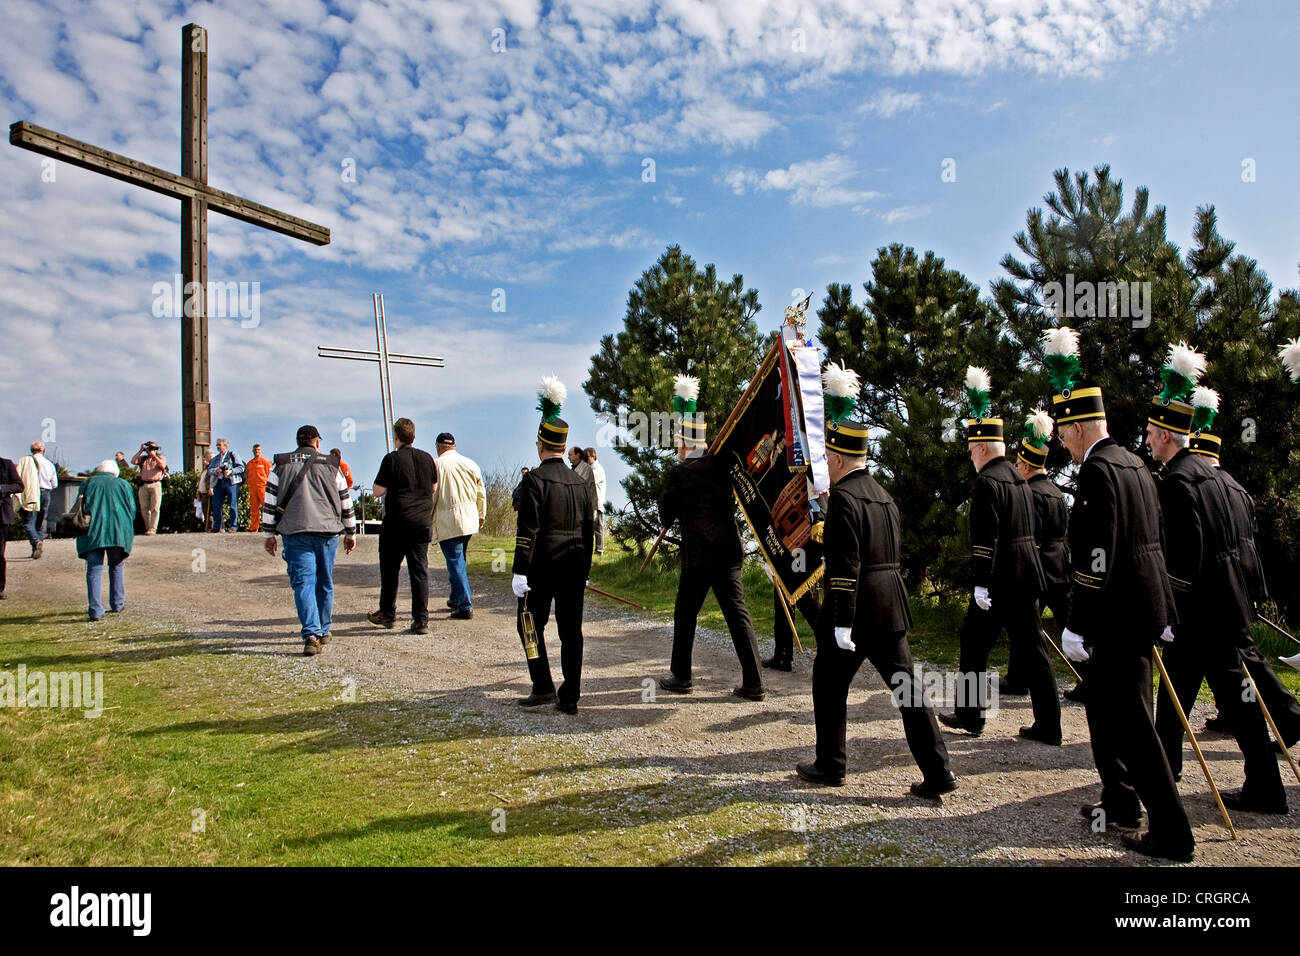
[1153,646,1236,838]
[584,582,647,611]
[1256,613,1300,648]
[775,584,804,654]
[1241,668,1300,785]
[1042,628,1083,684]
[639,528,667,573]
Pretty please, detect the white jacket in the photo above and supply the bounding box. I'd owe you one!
[431,449,487,542]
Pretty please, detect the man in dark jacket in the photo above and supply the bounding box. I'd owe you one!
[1191,432,1300,749]
[513,412,594,714]
[940,416,1061,744]
[0,456,25,599]
[795,417,954,794]
[368,417,438,634]
[657,416,764,701]
[1148,406,1286,814]
[1056,384,1194,861]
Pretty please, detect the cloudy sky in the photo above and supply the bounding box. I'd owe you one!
[1,0,1296,506]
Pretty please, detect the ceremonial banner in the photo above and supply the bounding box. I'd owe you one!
[711,338,825,604]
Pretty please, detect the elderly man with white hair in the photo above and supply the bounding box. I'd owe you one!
[75,459,137,621]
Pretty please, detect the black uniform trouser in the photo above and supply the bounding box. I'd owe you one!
[671,561,761,689]
[1211,640,1300,748]
[1006,583,1073,690]
[956,596,1060,735]
[813,629,950,780]
[516,560,586,705]
[1156,634,1285,805]
[379,524,430,624]
[0,520,8,593]
[1085,643,1193,849]
[772,587,820,661]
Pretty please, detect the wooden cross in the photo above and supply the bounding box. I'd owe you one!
[9,23,330,472]
[317,294,445,454]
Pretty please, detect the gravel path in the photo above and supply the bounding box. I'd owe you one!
[5,533,1297,865]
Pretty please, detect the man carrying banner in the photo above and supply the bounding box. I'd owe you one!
[939,368,1061,745]
[658,374,765,701]
[796,364,954,794]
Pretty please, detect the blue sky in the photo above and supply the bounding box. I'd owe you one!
[1,0,1296,508]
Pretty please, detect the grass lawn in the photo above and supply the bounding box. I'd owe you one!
[0,606,933,866]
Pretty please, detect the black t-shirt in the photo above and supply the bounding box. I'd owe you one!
[374,446,437,529]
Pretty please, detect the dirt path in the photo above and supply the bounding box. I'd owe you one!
[5,533,1297,865]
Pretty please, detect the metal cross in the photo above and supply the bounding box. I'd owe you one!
[9,23,331,472]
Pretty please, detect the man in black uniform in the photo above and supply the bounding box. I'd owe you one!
[1147,401,1287,814]
[939,406,1061,744]
[1054,379,1194,861]
[795,417,955,795]
[513,389,595,715]
[658,415,764,701]
[1009,413,1082,702]
[1191,431,1300,749]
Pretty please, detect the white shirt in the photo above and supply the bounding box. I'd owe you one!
[1083,437,1106,461]
[589,461,606,513]
[33,453,57,490]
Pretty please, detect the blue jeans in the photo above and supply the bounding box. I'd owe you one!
[440,535,472,611]
[85,547,127,619]
[23,489,50,544]
[212,481,238,530]
[282,534,338,638]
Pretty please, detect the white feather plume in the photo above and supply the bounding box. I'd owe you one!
[673,374,700,401]
[821,361,861,399]
[964,366,991,393]
[1280,337,1300,383]
[1190,386,1220,413]
[1027,409,1054,439]
[1042,326,1079,357]
[537,374,567,406]
[1165,342,1206,383]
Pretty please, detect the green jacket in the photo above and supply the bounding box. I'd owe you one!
[76,473,137,558]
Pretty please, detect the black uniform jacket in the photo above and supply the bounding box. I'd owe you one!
[512,456,594,582]
[1214,466,1268,605]
[0,457,22,525]
[1065,437,1174,644]
[816,468,911,638]
[659,452,743,570]
[969,457,1045,599]
[1157,448,1253,641]
[1027,473,1070,591]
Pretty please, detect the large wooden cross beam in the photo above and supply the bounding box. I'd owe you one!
[9,23,330,472]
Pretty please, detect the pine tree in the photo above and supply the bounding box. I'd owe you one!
[583,245,768,546]
[817,244,1018,595]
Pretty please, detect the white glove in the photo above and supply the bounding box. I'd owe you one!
[1062,628,1090,662]
[834,626,856,652]
[1279,651,1300,672]
[511,574,530,598]
[974,586,992,611]
[1159,625,1175,643]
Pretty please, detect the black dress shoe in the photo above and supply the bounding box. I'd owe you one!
[732,685,765,701]
[910,772,958,798]
[658,674,693,694]
[1202,713,1229,734]
[938,712,983,736]
[445,598,455,609]
[449,609,473,620]
[1220,788,1288,815]
[1122,830,1194,862]
[998,677,1029,697]
[1063,683,1086,703]
[1079,802,1140,830]
[795,761,844,787]
[517,692,557,708]
[1018,724,1062,745]
[762,655,793,672]
[555,700,578,715]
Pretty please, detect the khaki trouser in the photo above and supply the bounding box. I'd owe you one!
[138,481,163,534]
